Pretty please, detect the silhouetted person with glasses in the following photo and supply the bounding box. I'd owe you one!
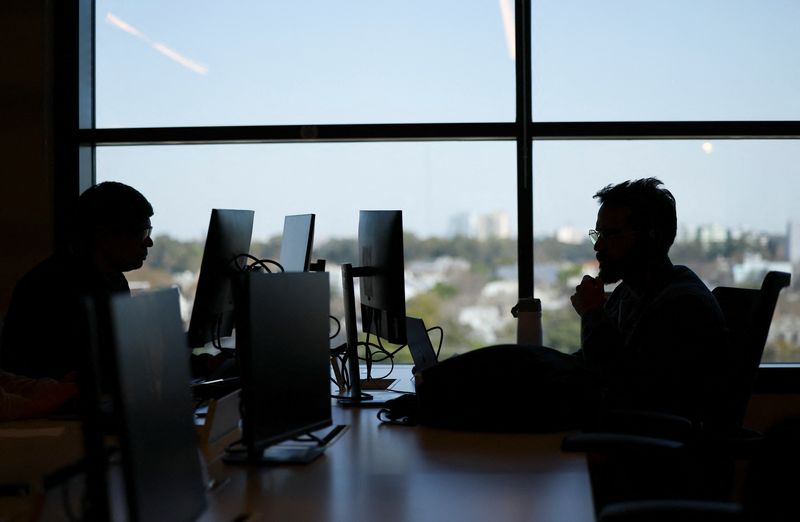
[391,178,729,432]
[570,177,726,424]
[1,181,154,380]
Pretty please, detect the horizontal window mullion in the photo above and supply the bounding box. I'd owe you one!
[82,123,519,146]
[82,121,800,146]
[530,121,800,140]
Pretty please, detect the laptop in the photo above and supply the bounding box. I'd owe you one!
[405,316,439,373]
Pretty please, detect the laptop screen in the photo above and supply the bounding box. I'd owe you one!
[406,317,438,372]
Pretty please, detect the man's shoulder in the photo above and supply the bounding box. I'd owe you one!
[11,253,94,303]
[666,265,713,295]
[660,265,723,318]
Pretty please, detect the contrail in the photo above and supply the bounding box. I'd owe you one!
[498,0,515,60]
[106,12,208,75]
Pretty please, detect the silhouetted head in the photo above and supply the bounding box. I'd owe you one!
[591,178,676,284]
[73,182,154,272]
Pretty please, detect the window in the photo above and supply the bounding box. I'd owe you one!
[74,1,800,362]
[95,0,514,127]
[532,0,800,122]
[533,140,800,361]
[97,142,518,354]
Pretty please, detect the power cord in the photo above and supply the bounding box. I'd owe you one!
[329,315,341,340]
[427,326,444,358]
[232,253,285,273]
[330,321,446,392]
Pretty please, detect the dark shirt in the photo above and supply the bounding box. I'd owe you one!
[0,253,130,379]
[574,264,727,423]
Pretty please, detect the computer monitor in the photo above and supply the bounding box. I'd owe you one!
[279,213,315,272]
[340,210,407,404]
[227,271,332,464]
[187,209,254,348]
[109,288,208,522]
[358,210,407,343]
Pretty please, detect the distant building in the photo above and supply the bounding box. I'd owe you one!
[732,252,792,285]
[787,221,800,264]
[697,223,728,246]
[555,225,585,245]
[448,211,512,240]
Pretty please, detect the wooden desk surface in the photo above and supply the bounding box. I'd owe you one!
[0,375,595,522]
[0,419,84,522]
[202,405,595,522]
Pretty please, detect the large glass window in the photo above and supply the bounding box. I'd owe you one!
[97,142,518,357]
[533,140,800,361]
[531,0,800,122]
[95,0,515,127]
[85,0,800,365]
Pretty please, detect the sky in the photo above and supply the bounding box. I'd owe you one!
[94,0,800,241]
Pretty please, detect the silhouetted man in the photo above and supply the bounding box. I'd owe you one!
[1,182,154,379]
[571,178,726,422]
[381,178,728,432]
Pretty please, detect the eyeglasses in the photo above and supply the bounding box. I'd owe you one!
[136,227,153,241]
[588,228,627,245]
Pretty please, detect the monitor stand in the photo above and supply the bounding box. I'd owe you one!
[222,445,325,465]
[337,263,375,406]
[361,378,396,390]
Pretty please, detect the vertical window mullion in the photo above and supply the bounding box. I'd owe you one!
[516,0,533,298]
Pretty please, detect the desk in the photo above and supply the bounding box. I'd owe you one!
[201,405,595,522]
[0,419,84,521]
[0,392,595,522]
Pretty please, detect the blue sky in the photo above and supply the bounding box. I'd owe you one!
[95,1,800,241]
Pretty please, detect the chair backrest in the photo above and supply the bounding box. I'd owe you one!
[711,271,791,431]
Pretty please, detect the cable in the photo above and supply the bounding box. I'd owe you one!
[337,321,445,391]
[212,314,223,349]
[231,253,285,273]
[329,315,341,340]
[251,258,284,273]
[427,326,445,358]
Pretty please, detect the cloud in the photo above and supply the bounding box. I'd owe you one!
[105,12,208,75]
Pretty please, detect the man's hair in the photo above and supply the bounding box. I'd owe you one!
[594,177,677,253]
[73,182,153,249]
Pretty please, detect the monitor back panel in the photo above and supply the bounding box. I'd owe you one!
[235,272,332,452]
[110,288,208,522]
[279,214,315,272]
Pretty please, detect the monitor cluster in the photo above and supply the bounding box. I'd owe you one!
[79,208,423,520]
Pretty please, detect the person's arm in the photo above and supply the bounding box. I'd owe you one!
[0,371,78,421]
[571,275,621,369]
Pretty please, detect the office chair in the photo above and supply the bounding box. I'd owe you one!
[596,415,800,522]
[562,271,792,512]
[709,271,792,436]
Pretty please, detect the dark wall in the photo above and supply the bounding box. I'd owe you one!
[0,2,55,313]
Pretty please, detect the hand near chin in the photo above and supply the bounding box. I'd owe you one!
[570,275,606,317]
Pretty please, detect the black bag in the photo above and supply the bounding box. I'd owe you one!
[380,344,601,432]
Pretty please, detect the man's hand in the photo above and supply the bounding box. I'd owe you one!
[571,275,605,317]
